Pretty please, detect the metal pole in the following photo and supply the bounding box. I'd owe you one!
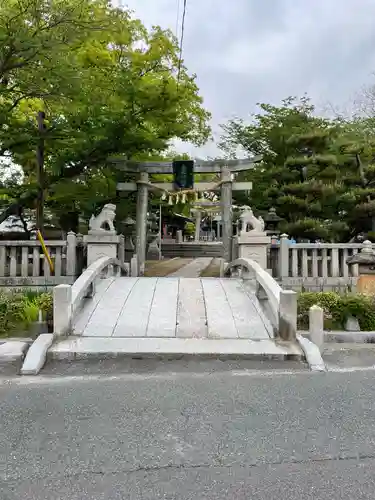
[36,111,45,235]
[220,166,233,262]
[135,172,149,275]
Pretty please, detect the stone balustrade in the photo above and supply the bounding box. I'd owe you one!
[0,232,80,288]
[53,256,129,336]
[265,235,366,291]
[224,257,297,341]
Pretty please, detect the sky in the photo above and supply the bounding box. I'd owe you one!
[121,0,375,158]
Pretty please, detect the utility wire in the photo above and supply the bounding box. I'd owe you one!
[175,0,181,39]
[177,0,187,84]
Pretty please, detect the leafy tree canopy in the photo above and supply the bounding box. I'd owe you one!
[0,0,211,230]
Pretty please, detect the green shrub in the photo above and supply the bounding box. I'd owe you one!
[184,221,195,236]
[0,293,27,335]
[36,293,53,319]
[298,291,375,331]
[0,290,53,337]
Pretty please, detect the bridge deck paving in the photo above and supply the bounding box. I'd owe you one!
[72,277,272,340]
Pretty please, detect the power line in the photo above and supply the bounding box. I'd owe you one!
[175,0,180,38]
[177,0,187,84]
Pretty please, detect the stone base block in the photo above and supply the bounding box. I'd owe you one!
[84,232,120,267]
[236,232,271,269]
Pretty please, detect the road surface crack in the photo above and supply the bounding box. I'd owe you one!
[65,451,375,479]
[4,452,375,483]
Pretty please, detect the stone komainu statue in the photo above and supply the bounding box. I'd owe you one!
[89,204,116,232]
[239,208,265,233]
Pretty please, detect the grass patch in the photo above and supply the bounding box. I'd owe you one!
[0,291,53,338]
[199,258,221,277]
[144,258,192,277]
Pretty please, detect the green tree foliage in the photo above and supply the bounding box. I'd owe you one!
[0,0,211,229]
[220,96,375,241]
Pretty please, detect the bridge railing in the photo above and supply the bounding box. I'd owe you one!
[53,256,129,335]
[224,257,297,341]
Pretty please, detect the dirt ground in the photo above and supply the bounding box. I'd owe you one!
[199,257,221,277]
[143,258,193,277]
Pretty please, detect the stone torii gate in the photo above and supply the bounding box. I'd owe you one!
[191,199,221,241]
[109,157,261,272]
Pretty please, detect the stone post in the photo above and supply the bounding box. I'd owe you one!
[219,258,226,277]
[118,234,125,264]
[135,171,149,275]
[220,166,233,262]
[279,233,289,278]
[278,289,297,341]
[309,305,324,350]
[194,210,201,242]
[53,284,72,336]
[66,231,77,278]
[176,230,183,243]
[130,254,138,277]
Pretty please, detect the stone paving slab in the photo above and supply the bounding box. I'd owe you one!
[49,337,303,360]
[74,277,271,339]
[167,257,213,277]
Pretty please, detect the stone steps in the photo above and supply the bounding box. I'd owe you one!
[161,243,223,259]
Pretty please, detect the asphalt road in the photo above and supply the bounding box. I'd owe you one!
[1,362,375,500]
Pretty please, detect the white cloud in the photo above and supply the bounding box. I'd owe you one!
[120,0,375,157]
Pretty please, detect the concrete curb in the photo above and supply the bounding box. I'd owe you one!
[0,337,34,344]
[47,337,303,362]
[0,341,29,375]
[20,334,54,375]
[299,330,375,344]
[297,335,326,372]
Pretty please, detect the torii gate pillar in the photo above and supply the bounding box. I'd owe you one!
[221,166,233,262]
[135,172,149,275]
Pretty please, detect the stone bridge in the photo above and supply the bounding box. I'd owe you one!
[48,256,305,361]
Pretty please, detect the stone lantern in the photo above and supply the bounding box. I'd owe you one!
[346,240,375,295]
[146,213,161,260]
[263,207,283,235]
[122,216,136,262]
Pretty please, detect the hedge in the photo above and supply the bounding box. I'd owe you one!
[298,291,375,331]
[2,289,375,337]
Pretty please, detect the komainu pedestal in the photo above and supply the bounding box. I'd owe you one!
[236,208,270,269]
[84,204,121,266]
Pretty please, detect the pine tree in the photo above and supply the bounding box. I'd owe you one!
[220,97,375,241]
